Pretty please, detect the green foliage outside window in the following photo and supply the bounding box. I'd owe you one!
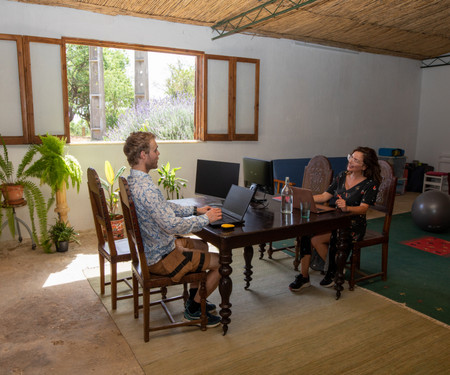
[165,60,195,99]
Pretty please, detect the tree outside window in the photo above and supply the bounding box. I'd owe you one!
[66,44,196,142]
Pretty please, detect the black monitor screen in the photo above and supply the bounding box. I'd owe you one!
[195,159,240,199]
[243,157,274,195]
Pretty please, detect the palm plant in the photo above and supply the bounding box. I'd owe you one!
[157,161,187,200]
[0,137,49,247]
[99,161,126,218]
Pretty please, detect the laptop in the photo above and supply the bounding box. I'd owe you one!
[292,187,336,214]
[209,184,255,227]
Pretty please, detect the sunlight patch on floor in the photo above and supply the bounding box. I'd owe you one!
[43,253,98,287]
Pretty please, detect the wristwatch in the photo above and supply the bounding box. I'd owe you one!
[193,206,198,216]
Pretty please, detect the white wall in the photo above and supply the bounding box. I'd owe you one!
[1,0,424,238]
[416,65,450,169]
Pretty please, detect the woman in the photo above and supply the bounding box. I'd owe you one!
[289,147,382,292]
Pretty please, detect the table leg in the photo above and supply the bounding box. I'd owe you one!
[334,227,352,300]
[243,245,254,289]
[258,243,266,259]
[219,247,233,335]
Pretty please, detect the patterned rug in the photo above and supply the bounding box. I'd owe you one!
[402,236,450,257]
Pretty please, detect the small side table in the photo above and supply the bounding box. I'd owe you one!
[1,199,37,250]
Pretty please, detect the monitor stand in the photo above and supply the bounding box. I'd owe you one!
[249,183,267,204]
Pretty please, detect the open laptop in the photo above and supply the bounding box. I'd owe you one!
[292,187,336,214]
[209,184,255,227]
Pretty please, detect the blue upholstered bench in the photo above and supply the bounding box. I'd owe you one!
[272,156,347,187]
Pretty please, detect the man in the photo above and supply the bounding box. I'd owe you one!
[123,131,223,327]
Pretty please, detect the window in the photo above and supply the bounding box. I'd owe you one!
[64,39,200,142]
[0,34,259,144]
[204,55,259,141]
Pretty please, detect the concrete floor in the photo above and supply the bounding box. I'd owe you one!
[0,192,418,374]
[0,231,144,375]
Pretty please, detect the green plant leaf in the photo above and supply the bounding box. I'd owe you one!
[105,160,114,185]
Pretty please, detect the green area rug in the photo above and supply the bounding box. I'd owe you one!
[272,212,450,325]
[361,212,450,325]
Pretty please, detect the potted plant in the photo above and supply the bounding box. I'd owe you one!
[157,161,187,200]
[0,137,49,248]
[48,219,80,252]
[99,160,126,239]
[25,134,82,224]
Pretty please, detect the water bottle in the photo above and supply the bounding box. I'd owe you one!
[280,176,293,214]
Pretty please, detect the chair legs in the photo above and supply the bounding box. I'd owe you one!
[381,243,388,281]
[110,262,118,310]
[143,287,151,342]
[348,242,388,291]
[99,254,105,295]
[133,274,139,319]
[260,238,300,271]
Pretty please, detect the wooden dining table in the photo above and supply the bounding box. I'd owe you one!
[176,196,353,335]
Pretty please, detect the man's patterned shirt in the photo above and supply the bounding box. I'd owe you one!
[127,169,209,265]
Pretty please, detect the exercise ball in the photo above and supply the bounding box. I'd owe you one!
[411,190,450,233]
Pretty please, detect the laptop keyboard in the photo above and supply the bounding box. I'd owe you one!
[210,212,241,226]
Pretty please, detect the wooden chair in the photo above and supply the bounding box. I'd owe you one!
[302,155,333,195]
[348,160,397,290]
[118,176,207,342]
[87,167,135,310]
[273,178,295,195]
[268,155,333,270]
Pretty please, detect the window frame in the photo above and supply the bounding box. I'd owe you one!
[203,55,260,141]
[0,33,259,144]
[23,36,69,144]
[0,34,28,144]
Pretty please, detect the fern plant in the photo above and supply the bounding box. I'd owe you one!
[25,134,82,195]
[157,161,187,200]
[0,137,49,249]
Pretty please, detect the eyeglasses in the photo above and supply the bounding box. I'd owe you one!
[347,154,363,165]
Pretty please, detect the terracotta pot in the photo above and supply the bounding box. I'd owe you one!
[1,184,25,205]
[110,215,125,240]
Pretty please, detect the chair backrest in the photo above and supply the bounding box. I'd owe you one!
[373,161,397,213]
[87,167,118,256]
[302,155,333,195]
[273,178,295,194]
[372,160,397,235]
[118,176,150,277]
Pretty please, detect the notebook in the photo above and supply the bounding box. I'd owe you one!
[209,184,255,227]
[292,187,336,214]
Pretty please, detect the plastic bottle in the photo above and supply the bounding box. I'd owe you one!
[280,176,293,214]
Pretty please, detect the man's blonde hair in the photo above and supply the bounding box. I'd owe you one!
[123,132,156,167]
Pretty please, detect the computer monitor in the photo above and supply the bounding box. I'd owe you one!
[195,159,240,199]
[243,157,274,196]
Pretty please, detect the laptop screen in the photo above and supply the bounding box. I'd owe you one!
[223,185,255,217]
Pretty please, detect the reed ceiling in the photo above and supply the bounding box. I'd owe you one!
[12,0,450,60]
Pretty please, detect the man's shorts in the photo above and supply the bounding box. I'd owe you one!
[148,237,212,282]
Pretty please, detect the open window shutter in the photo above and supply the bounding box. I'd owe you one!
[0,34,28,144]
[203,55,259,141]
[23,36,69,143]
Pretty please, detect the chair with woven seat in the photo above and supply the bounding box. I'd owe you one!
[267,155,333,270]
[348,160,397,290]
[118,176,207,342]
